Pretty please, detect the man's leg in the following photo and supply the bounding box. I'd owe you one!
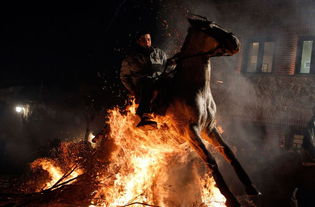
[136,78,157,129]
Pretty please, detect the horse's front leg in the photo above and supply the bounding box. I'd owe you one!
[187,124,241,207]
[204,126,261,197]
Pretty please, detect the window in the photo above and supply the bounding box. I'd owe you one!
[243,40,275,73]
[296,37,315,74]
[292,134,304,150]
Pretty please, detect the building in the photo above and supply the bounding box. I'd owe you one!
[206,0,315,152]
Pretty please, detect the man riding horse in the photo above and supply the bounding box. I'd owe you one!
[121,16,261,207]
[120,31,169,129]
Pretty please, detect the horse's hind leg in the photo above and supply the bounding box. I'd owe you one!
[188,124,240,207]
[204,126,261,196]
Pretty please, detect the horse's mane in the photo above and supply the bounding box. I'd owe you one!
[180,27,195,53]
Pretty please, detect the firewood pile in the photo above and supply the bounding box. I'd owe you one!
[0,142,101,207]
[0,140,162,207]
[0,146,259,207]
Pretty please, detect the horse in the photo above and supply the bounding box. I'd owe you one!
[152,16,261,207]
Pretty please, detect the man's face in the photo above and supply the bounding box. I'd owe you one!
[137,34,151,48]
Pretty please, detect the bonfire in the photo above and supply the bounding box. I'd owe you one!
[1,101,229,207]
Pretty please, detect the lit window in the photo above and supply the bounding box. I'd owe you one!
[297,38,315,74]
[292,134,304,150]
[261,42,274,73]
[243,40,275,73]
[247,42,259,72]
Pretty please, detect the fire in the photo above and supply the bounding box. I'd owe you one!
[201,175,226,207]
[89,102,226,207]
[31,158,83,191]
[31,158,63,190]
[29,101,226,206]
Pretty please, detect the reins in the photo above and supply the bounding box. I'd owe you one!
[160,45,223,78]
[170,45,221,62]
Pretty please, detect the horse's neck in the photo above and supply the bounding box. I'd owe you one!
[176,55,212,91]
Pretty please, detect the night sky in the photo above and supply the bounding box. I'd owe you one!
[0,1,162,89]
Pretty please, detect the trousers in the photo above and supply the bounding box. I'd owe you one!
[135,77,156,117]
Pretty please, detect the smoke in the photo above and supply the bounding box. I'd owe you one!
[0,99,104,174]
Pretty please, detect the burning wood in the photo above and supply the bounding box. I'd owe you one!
[0,102,229,207]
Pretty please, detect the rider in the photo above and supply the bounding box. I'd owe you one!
[120,31,167,128]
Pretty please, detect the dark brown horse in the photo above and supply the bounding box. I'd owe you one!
[154,16,261,207]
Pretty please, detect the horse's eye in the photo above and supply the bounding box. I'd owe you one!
[201,27,207,31]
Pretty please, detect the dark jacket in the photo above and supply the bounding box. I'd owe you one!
[120,46,167,95]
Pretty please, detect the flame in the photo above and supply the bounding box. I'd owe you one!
[90,102,226,207]
[29,101,226,206]
[31,158,83,191]
[216,125,224,134]
[201,175,226,207]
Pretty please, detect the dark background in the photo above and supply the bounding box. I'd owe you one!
[0,0,171,173]
[0,1,164,88]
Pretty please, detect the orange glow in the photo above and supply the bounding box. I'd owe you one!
[217,125,224,134]
[31,158,83,191]
[30,101,226,206]
[201,175,226,207]
[89,102,226,206]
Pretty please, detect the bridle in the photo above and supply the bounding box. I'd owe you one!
[159,13,238,77]
[161,33,231,77]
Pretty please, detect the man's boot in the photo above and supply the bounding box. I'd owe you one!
[136,113,157,130]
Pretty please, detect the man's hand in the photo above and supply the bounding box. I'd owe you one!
[166,58,177,66]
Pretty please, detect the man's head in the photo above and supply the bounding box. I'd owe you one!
[136,33,152,48]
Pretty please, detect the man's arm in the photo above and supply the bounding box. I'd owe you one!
[120,59,137,95]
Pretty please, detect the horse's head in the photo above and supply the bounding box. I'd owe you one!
[183,15,240,56]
